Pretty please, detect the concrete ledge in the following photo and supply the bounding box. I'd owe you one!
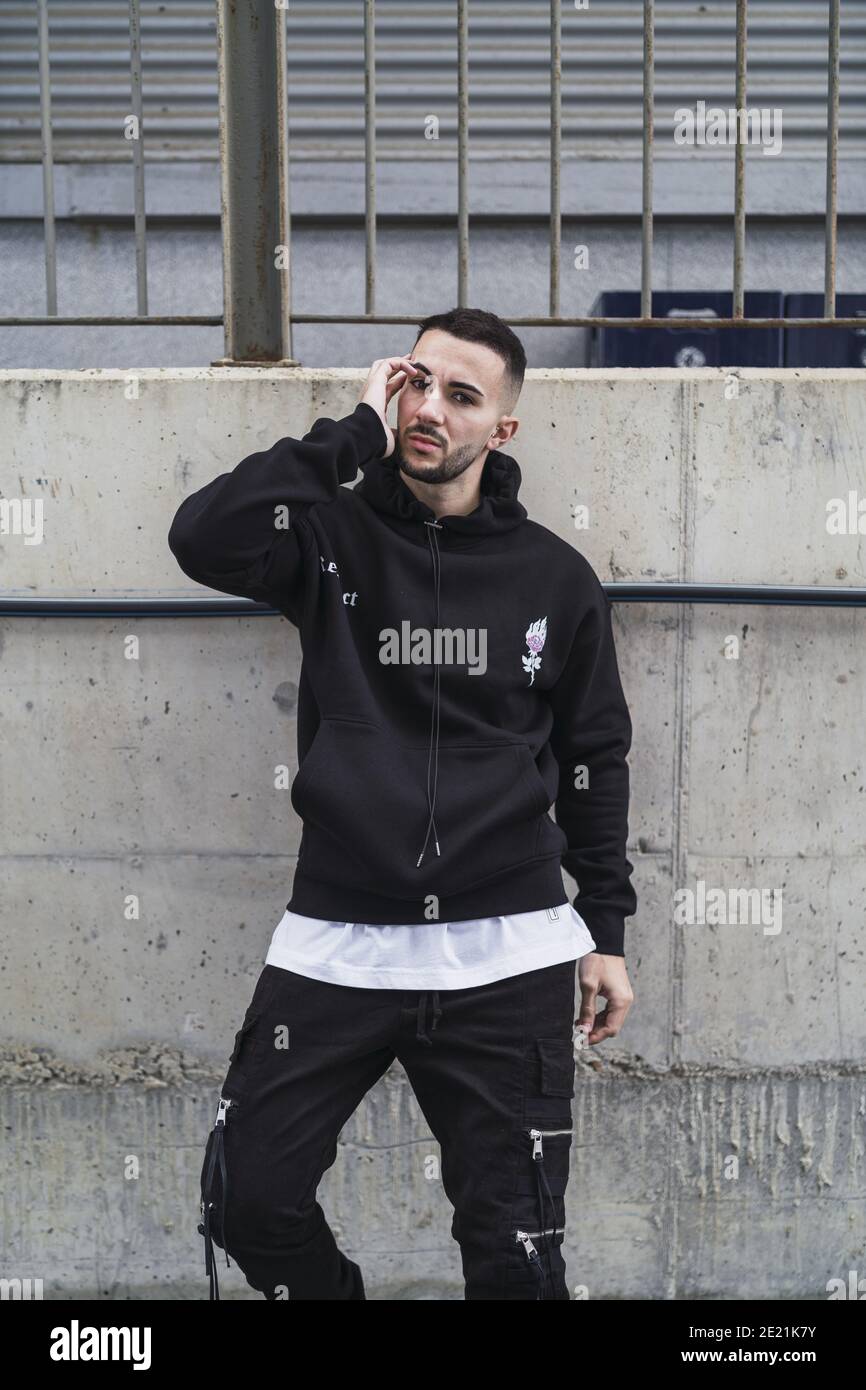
[2,1065,863,1299]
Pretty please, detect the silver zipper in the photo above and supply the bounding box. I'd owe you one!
[200,1096,234,1223]
[528,1126,572,1160]
[515,1227,561,1241]
[514,1230,541,1262]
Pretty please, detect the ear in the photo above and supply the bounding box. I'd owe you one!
[490,417,519,447]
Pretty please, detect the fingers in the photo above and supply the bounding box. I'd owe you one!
[587,1011,616,1045]
[590,1000,629,1044]
[360,355,420,414]
[371,355,418,384]
[577,988,632,1045]
[603,998,631,1033]
[382,356,421,403]
[576,974,598,1033]
[384,372,408,405]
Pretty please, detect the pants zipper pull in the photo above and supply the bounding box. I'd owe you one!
[514,1230,547,1297]
[199,1095,234,1300]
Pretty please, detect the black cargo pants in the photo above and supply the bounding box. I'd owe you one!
[198,958,578,1301]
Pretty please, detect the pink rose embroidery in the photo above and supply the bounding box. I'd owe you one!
[522,616,547,685]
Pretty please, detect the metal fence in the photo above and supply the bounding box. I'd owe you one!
[1,0,860,360]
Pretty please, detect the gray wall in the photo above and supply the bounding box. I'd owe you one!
[1,367,864,1298]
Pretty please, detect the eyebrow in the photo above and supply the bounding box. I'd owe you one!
[411,360,485,399]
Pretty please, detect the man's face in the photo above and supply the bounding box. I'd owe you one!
[393,329,517,485]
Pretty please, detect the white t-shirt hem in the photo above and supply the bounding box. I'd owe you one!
[264,904,598,991]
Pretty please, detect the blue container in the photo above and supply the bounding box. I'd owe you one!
[590,291,785,367]
[784,294,866,367]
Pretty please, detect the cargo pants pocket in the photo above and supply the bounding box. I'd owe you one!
[508,1036,576,1300]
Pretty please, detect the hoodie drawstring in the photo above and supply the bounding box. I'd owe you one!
[354,445,525,874]
[415,990,442,1046]
[416,519,443,868]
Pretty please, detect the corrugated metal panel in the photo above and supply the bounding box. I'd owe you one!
[0,0,864,161]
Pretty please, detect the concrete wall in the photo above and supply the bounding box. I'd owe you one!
[1,367,865,1299]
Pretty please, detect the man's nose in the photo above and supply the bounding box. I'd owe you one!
[415,383,445,419]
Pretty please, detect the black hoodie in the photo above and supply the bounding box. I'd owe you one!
[167,401,637,955]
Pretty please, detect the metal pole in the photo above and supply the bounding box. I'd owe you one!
[36,0,57,316]
[275,2,293,361]
[549,0,562,318]
[6,314,866,330]
[4,583,866,618]
[364,0,376,316]
[128,0,148,316]
[824,0,841,317]
[214,0,297,365]
[732,0,747,319]
[640,0,654,321]
[457,0,469,305]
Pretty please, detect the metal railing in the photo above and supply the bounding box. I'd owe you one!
[2,584,866,618]
[1,0,859,357]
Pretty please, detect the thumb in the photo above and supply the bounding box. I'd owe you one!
[577,975,598,1032]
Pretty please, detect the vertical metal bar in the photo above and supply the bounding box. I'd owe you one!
[216,3,231,362]
[128,0,148,315]
[732,0,747,319]
[275,1,292,360]
[549,0,561,318]
[36,0,57,315]
[215,0,289,363]
[457,0,469,305]
[824,0,841,317]
[640,0,654,320]
[364,0,376,316]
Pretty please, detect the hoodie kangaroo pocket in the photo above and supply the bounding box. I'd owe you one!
[291,717,553,897]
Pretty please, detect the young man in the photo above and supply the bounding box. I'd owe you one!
[168,306,636,1301]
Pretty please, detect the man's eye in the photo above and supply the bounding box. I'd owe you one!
[407,378,471,404]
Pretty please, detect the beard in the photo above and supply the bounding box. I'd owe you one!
[393,430,483,485]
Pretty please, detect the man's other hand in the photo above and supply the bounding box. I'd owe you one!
[576,953,634,1046]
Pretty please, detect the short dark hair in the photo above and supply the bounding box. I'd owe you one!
[412,306,526,413]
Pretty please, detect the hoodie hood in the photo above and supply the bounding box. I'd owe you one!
[353,446,528,541]
[352,444,528,867]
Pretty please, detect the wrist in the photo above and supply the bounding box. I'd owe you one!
[346,401,390,461]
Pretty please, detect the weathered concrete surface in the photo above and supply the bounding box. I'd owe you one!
[1,368,864,1298]
[2,1061,863,1300]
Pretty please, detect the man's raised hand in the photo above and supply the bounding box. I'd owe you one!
[358,355,420,458]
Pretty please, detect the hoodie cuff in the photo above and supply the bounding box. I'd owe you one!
[337,400,389,468]
[575,905,626,957]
